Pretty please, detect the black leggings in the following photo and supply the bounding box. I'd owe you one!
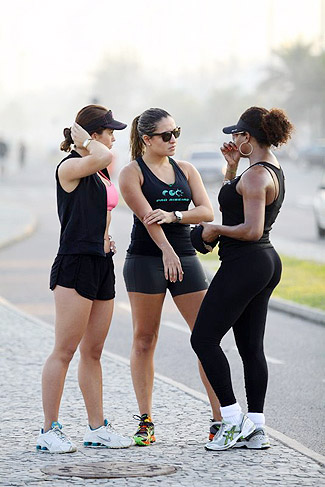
[191,247,282,412]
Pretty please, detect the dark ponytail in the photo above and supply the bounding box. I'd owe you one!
[60,127,73,152]
[130,108,171,160]
[130,116,143,160]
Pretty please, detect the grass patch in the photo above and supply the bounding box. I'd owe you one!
[198,253,325,311]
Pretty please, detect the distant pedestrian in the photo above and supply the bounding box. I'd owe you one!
[191,107,294,450]
[119,107,221,447]
[18,141,26,168]
[0,139,9,177]
[37,105,133,453]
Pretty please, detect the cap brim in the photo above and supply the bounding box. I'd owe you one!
[105,120,127,130]
[222,124,240,134]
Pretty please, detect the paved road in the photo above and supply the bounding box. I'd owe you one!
[0,158,324,458]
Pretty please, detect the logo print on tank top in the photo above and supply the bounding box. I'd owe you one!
[157,188,189,203]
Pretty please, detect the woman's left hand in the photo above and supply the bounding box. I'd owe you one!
[71,122,91,149]
[105,235,117,254]
[143,209,175,225]
[201,222,219,242]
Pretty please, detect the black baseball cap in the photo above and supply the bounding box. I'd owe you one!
[84,110,127,134]
[222,117,265,139]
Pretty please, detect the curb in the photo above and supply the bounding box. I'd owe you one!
[0,295,324,467]
[204,268,325,326]
[0,206,38,250]
[269,296,325,326]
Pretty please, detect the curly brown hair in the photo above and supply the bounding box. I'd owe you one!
[241,106,294,147]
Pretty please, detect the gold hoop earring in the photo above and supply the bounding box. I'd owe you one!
[239,142,253,156]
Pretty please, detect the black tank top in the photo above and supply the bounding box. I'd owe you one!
[218,162,285,261]
[56,150,109,257]
[127,156,196,256]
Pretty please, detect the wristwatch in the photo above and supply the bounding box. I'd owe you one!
[82,138,93,149]
[174,211,183,222]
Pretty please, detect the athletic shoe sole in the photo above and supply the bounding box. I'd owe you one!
[36,445,77,454]
[84,441,132,449]
[133,435,156,446]
[205,419,255,451]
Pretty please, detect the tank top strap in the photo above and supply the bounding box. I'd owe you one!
[168,157,188,182]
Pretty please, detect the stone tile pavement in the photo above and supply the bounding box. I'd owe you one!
[0,298,324,487]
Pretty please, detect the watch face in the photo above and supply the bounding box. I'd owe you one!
[175,211,182,220]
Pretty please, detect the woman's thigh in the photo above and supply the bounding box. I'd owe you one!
[53,286,93,351]
[173,290,206,330]
[193,250,277,341]
[79,299,114,354]
[128,292,166,338]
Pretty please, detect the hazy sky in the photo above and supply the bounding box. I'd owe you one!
[1,0,323,97]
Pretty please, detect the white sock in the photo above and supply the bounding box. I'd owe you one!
[220,403,242,424]
[247,412,265,429]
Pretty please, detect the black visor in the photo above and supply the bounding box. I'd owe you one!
[83,110,127,134]
[223,118,265,139]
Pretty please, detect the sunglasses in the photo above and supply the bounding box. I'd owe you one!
[150,127,181,142]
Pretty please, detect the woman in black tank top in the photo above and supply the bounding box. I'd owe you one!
[191,107,294,451]
[38,105,133,453]
[119,108,221,445]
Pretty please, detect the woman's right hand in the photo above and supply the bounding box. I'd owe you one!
[220,141,241,167]
[162,248,183,282]
[71,122,91,149]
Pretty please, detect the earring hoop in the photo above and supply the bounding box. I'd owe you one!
[239,142,253,156]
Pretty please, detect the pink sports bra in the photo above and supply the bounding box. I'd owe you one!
[97,170,119,211]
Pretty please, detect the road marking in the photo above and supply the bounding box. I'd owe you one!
[230,346,284,365]
[117,301,131,313]
[117,301,190,334]
[117,301,284,364]
[161,320,190,334]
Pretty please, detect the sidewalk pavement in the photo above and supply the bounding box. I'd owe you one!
[0,297,324,487]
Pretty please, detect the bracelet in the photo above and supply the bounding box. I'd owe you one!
[82,138,93,149]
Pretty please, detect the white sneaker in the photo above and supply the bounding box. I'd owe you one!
[205,414,255,451]
[233,427,270,449]
[83,419,133,449]
[36,421,77,454]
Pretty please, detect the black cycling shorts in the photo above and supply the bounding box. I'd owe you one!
[123,254,208,297]
[50,253,115,301]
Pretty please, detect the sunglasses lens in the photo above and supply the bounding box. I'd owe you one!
[162,132,172,142]
[174,128,181,139]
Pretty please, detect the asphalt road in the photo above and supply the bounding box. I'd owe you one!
[0,158,324,456]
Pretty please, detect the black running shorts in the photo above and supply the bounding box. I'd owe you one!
[123,254,208,296]
[50,253,115,301]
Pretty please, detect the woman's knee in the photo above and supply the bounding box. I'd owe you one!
[191,328,210,357]
[52,346,77,365]
[133,331,158,355]
[79,343,103,361]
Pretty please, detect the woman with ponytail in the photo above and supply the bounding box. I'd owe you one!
[37,105,133,453]
[119,108,222,446]
[191,106,294,451]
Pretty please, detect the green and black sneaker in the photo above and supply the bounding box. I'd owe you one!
[133,414,155,446]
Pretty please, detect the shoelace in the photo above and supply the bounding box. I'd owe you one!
[52,426,71,443]
[133,414,153,434]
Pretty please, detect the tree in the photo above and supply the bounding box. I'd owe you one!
[259,42,325,140]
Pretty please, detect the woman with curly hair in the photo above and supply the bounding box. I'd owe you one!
[191,106,294,451]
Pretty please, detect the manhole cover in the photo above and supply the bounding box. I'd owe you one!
[41,461,178,479]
